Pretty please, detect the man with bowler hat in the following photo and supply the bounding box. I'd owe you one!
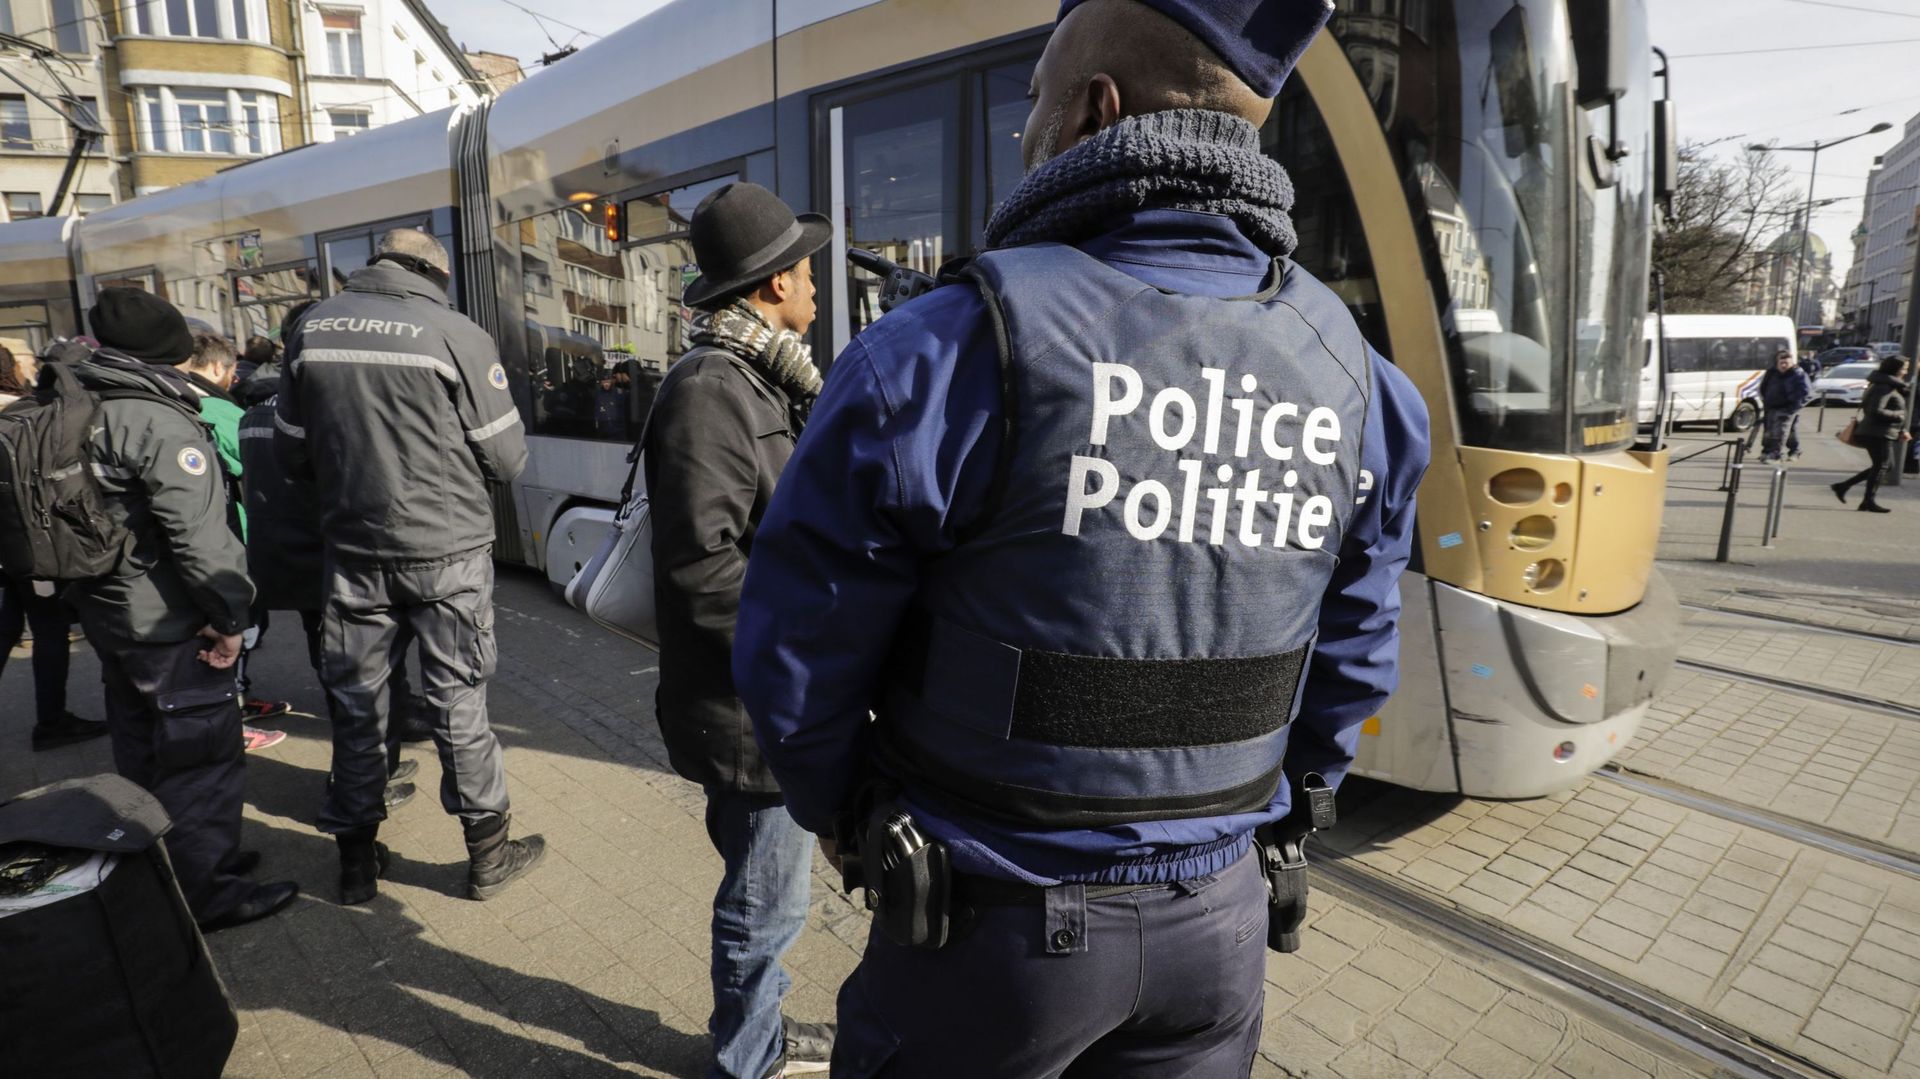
[68,287,300,931]
[645,181,836,1079]
[736,0,1431,1073]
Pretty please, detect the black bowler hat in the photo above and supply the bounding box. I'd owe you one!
[88,287,194,364]
[682,182,832,308]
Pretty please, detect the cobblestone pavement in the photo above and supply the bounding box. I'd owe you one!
[2,571,1717,1078]
[1325,779,1920,1078]
[1622,667,1920,853]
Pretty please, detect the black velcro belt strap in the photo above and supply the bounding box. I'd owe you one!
[890,610,1305,749]
[1013,646,1306,748]
[874,726,1286,830]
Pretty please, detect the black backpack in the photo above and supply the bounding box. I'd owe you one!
[0,363,188,582]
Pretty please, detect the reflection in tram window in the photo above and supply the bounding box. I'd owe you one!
[841,80,961,338]
[518,176,732,442]
[970,62,1034,251]
[1262,80,1388,353]
[1329,0,1645,452]
[323,234,373,292]
[0,303,52,353]
[232,263,318,342]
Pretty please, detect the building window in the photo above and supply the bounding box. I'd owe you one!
[5,192,44,220]
[328,109,369,137]
[1,95,29,149]
[0,2,12,34]
[324,10,366,77]
[133,87,280,156]
[74,193,111,215]
[51,0,87,52]
[131,0,268,42]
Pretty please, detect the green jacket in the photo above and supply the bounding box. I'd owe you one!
[185,372,247,540]
[65,354,254,643]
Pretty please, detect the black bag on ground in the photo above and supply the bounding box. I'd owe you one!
[0,363,131,581]
[0,774,237,1078]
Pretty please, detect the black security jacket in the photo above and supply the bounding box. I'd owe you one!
[644,346,795,794]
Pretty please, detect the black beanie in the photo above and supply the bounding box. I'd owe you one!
[89,287,194,364]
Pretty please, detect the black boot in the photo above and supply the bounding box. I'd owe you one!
[337,826,389,905]
[463,815,546,901]
[1832,481,1850,504]
[31,712,108,751]
[1860,500,1893,513]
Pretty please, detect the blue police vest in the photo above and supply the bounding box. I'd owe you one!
[877,243,1372,830]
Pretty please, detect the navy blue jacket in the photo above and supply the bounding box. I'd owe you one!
[735,209,1429,884]
[1759,365,1813,411]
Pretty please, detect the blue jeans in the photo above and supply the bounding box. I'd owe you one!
[704,786,813,1079]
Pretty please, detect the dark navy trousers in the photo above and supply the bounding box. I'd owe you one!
[832,848,1270,1077]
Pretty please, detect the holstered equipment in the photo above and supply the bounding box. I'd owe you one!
[1254,772,1335,953]
[833,785,952,950]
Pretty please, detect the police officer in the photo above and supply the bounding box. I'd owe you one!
[735,1,1430,1073]
[69,288,300,931]
[275,229,544,905]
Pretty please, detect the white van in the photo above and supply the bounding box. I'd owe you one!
[1638,314,1797,432]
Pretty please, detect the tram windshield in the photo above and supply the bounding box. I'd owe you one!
[1330,0,1650,453]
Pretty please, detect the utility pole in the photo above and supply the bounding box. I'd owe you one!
[1754,122,1894,329]
[1891,234,1920,488]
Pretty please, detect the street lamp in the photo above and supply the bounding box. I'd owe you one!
[1750,122,1893,332]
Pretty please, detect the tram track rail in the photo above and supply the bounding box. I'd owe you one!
[1679,602,1920,650]
[1316,854,1837,1079]
[1596,765,1920,881]
[1672,659,1920,723]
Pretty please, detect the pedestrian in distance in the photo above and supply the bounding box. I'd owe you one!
[643,180,836,1079]
[275,228,545,906]
[0,340,103,750]
[179,332,294,746]
[233,333,276,386]
[735,1,1430,1074]
[65,288,298,931]
[1758,348,1813,462]
[1833,354,1913,514]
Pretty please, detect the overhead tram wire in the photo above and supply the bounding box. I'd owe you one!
[1783,0,1920,18]
[1673,36,1920,58]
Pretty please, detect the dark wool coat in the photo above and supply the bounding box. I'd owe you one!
[643,346,796,794]
[1859,372,1910,441]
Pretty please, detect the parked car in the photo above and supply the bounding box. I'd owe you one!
[1816,346,1873,370]
[1812,362,1877,405]
[1870,341,1902,358]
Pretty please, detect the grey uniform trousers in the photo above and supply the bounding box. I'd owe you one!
[315,547,509,834]
[83,627,251,923]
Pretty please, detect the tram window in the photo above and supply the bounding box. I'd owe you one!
[324,235,373,292]
[970,62,1036,250]
[0,304,51,353]
[516,178,733,443]
[841,79,962,339]
[96,270,156,293]
[232,263,318,341]
[1262,80,1389,353]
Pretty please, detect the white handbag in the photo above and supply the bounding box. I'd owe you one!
[564,446,659,649]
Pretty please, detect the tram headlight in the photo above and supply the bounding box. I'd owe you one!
[1487,467,1547,506]
[1511,515,1555,551]
[1553,741,1577,763]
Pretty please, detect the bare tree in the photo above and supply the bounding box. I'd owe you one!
[1653,143,1802,313]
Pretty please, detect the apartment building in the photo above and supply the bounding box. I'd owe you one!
[93,0,479,198]
[0,0,121,221]
[1841,114,1920,344]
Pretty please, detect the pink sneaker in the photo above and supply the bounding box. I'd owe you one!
[242,726,287,752]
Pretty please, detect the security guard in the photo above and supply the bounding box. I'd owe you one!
[69,288,300,931]
[275,229,544,905]
[735,1,1429,1074]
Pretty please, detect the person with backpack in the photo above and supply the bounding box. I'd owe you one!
[180,332,294,747]
[48,288,297,931]
[0,341,103,750]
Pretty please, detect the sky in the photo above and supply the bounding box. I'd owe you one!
[438,0,1920,276]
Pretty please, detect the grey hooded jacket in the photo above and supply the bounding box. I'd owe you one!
[65,353,254,642]
[274,262,528,565]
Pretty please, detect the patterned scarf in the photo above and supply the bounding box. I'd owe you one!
[985,108,1297,256]
[690,299,822,430]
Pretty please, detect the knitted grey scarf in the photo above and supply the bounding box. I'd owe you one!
[984,109,1297,256]
[690,299,822,430]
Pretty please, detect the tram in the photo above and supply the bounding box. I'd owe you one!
[0,0,1679,800]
